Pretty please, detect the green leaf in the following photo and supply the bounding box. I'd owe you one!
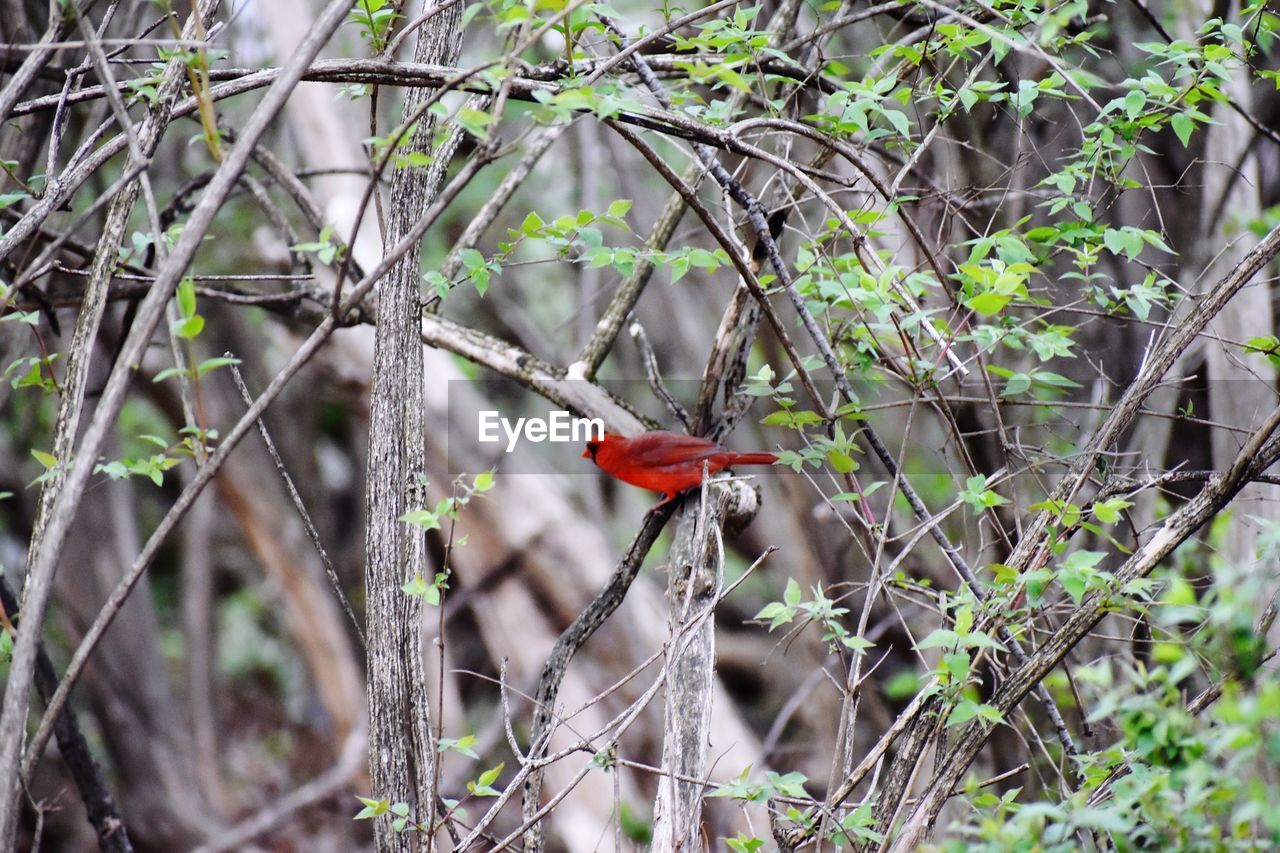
[1003,373,1031,396]
[1091,498,1133,524]
[460,2,483,29]
[473,470,495,492]
[1060,571,1087,605]
[840,634,874,652]
[943,651,970,682]
[402,573,429,597]
[458,106,493,139]
[31,449,57,469]
[477,762,503,787]
[881,108,910,136]
[947,698,980,726]
[177,277,197,318]
[1062,550,1106,571]
[917,629,959,650]
[153,367,190,383]
[196,356,240,377]
[990,563,1019,586]
[754,601,795,629]
[1171,112,1194,147]
[783,578,802,607]
[171,314,204,340]
[96,461,128,480]
[439,734,480,759]
[726,835,765,852]
[1123,88,1146,118]
[606,198,632,218]
[468,762,504,797]
[400,509,441,530]
[828,450,857,474]
[967,292,1011,316]
[520,211,544,234]
[354,795,389,820]
[976,703,1005,723]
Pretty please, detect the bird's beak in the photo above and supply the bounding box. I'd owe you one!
[581,448,591,458]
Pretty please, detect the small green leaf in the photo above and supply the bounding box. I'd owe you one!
[828,450,857,474]
[402,573,429,597]
[439,734,479,758]
[1091,498,1133,524]
[468,762,504,797]
[457,106,493,139]
[726,835,765,852]
[400,509,441,530]
[1170,112,1194,146]
[947,698,980,726]
[354,795,389,820]
[171,314,205,340]
[177,277,197,318]
[520,211,544,234]
[840,634,874,653]
[196,356,240,377]
[917,629,959,650]
[976,703,1004,724]
[153,367,191,383]
[967,292,1011,316]
[1060,572,1087,605]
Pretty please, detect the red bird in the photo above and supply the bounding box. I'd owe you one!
[582,431,778,506]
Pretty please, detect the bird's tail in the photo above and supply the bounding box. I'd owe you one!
[728,452,778,466]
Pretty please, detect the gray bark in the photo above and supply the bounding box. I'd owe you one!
[652,484,730,850]
[363,3,462,849]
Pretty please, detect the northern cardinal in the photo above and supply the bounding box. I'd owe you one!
[582,431,778,506]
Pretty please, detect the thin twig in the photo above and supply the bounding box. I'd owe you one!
[230,363,366,647]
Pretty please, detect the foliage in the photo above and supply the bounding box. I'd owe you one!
[2,0,1280,847]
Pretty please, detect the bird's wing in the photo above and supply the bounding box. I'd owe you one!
[625,432,724,468]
